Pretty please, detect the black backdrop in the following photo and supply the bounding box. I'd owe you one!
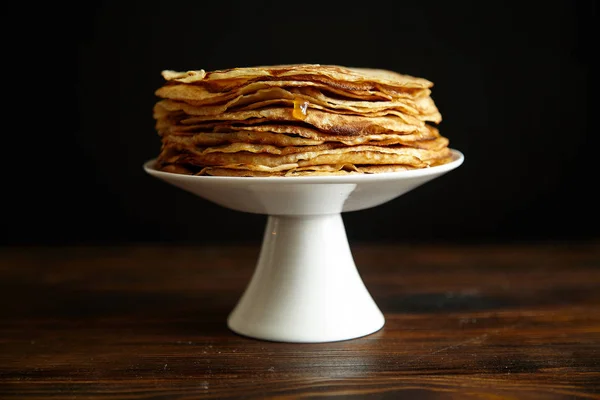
[6,0,598,245]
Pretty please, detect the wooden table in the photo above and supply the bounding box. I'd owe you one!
[1,242,599,399]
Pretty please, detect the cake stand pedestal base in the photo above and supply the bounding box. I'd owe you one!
[227,214,385,343]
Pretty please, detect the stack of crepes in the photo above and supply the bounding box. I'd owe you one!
[153,64,452,176]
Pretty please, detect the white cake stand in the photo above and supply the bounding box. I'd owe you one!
[143,149,464,343]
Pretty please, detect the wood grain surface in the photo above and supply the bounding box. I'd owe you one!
[1,242,599,399]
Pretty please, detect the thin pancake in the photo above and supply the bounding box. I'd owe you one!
[156,80,406,104]
[162,132,448,150]
[156,88,435,125]
[155,102,421,135]
[159,145,451,169]
[156,85,438,119]
[195,164,416,177]
[157,97,425,126]
[160,64,433,93]
[173,123,441,142]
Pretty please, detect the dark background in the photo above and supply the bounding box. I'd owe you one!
[7,0,598,246]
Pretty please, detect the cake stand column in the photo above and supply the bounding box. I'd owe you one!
[227,213,385,343]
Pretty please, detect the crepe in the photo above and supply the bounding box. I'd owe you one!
[159,144,452,170]
[160,64,433,92]
[156,85,440,121]
[161,131,448,149]
[152,64,452,176]
[156,103,421,135]
[198,164,417,177]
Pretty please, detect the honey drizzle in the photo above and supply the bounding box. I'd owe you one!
[292,98,310,120]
